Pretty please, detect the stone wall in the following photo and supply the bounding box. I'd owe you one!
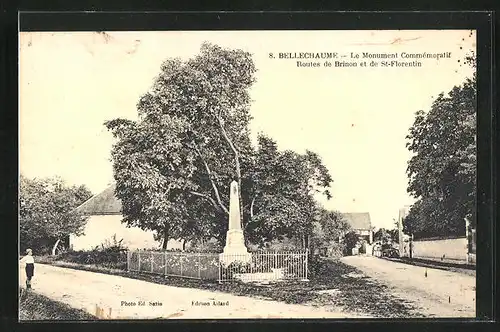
[412,237,468,262]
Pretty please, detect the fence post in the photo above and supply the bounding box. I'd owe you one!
[151,252,154,273]
[305,249,308,281]
[138,251,141,272]
[198,252,201,279]
[218,255,222,284]
[164,251,167,276]
[180,253,183,277]
[127,251,130,272]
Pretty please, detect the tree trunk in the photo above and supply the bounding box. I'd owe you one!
[250,196,256,219]
[191,146,229,215]
[182,239,187,251]
[162,225,169,250]
[215,116,243,224]
[51,238,61,256]
[238,187,243,229]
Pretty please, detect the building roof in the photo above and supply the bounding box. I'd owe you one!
[75,184,122,215]
[342,212,371,230]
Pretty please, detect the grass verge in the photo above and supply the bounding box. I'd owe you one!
[19,289,97,321]
[383,257,476,276]
[36,255,423,318]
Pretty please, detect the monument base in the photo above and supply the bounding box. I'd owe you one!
[220,229,251,265]
[219,251,252,266]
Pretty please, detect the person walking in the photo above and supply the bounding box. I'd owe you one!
[20,249,35,289]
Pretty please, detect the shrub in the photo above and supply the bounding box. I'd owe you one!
[55,235,128,269]
[307,254,325,279]
[187,239,223,253]
[326,242,344,258]
[343,231,359,255]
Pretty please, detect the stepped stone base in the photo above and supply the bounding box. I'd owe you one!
[220,229,251,265]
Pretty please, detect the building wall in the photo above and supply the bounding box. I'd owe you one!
[69,215,183,251]
[412,237,468,262]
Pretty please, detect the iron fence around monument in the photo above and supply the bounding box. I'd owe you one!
[127,250,220,280]
[218,250,308,283]
[127,250,308,282]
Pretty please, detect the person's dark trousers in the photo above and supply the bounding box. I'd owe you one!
[25,263,34,289]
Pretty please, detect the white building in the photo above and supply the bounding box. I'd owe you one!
[69,184,183,251]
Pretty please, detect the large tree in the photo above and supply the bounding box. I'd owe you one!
[106,42,333,248]
[244,134,333,246]
[309,207,350,254]
[19,175,93,254]
[404,66,476,238]
[373,228,398,244]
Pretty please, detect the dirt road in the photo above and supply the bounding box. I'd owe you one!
[19,263,367,320]
[341,256,476,317]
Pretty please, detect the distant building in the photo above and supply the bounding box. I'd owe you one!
[70,184,183,251]
[342,212,373,244]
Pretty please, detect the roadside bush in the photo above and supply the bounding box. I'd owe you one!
[56,235,128,269]
[307,254,325,279]
[343,231,359,255]
[326,242,344,258]
[188,239,223,253]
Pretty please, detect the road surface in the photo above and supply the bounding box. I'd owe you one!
[341,256,476,317]
[19,263,367,320]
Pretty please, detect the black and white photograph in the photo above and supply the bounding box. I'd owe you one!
[19,29,477,320]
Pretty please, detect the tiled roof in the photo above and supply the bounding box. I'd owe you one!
[75,184,122,215]
[342,212,371,230]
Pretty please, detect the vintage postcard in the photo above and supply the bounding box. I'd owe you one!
[19,29,477,320]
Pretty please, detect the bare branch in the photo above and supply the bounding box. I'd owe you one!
[191,144,229,215]
[250,195,257,219]
[215,114,245,223]
[190,191,229,215]
[216,115,241,186]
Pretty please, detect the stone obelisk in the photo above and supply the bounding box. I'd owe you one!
[221,181,250,264]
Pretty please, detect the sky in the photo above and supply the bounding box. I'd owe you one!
[19,30,476,230]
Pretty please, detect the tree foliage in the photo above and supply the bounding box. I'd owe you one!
[105,42,333,248]
[19,175,93,254]
[343,231,359,255]
[309,208,350,254]
[404,71,476,239]
[245,135,333,246]
[373,228,398,244]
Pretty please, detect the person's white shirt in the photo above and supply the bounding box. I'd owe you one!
[20,255,34,266]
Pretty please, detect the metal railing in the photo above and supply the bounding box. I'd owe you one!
[127,249,308,283]
[127,251,219,280]
[219,250,308,282]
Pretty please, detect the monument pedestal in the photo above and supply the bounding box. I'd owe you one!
[220,229,251,265]
[219,180,252,266]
